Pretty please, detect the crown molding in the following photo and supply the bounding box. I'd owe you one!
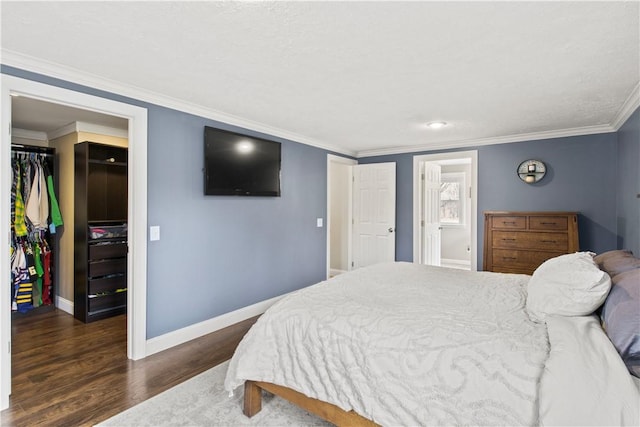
[48,120,129,141]
[356,124,615,158]
[1,49,355,157]
[46,122,77,141]
[610,81,640,130]
[3,49,635,160]
[76,121,129,138]
[11,127,48,141]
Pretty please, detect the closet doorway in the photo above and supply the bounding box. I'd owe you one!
[1,75,148,410]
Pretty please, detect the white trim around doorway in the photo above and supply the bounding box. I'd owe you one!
[326,154,357,279]
[412,150,478,271]
[1,74,148,410]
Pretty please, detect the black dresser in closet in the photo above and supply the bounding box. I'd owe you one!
[74,142,128,323]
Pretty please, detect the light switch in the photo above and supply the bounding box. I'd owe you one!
[150,226,160,241]
[317,218,323,228]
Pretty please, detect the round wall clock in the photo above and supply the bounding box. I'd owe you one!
[517,159,546,183]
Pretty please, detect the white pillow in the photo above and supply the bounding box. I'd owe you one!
[526,252,611,323]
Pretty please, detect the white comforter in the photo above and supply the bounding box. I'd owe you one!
[225,262,549,425]
[540,315,640,426]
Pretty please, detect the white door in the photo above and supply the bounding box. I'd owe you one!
[422,162,441,266]
[352,162,396,269]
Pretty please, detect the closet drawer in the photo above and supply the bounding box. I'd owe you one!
[492,249,565,271]
[89,258,126,278]
[89,275,126,295]
[89,242,127,260]
[530,216,568,231]
[89,291,126,314]
[89,224,127,240]
[492,231,569,251]
[88,144,128,164]
[491,216,526,230]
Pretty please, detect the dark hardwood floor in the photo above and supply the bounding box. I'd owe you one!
[1,308,258,426]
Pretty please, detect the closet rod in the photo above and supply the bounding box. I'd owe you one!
[11,144,55,157]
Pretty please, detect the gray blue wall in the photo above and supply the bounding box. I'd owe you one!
[360,132,627,268]
[2,65,330,338]
[146,106,328,336]
[616,108,640,255]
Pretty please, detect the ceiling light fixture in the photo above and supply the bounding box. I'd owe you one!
[427,121,447,129]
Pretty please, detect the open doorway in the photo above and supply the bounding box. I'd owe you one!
[413,150,478,271]
[326,154,356,278]
[326,155,397,277]
[10,96,129,316]
[1,74,148,410]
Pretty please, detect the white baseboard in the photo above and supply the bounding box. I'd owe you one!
[441,258,471,270]
[145,292,289,357]
[56,291,284,359]
[56,296,73,315]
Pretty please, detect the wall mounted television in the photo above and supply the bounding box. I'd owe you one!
[204,126,282,196]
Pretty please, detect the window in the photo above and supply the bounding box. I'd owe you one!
[440,172,465,225]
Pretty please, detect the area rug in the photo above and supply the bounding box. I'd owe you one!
[97,361,331,426]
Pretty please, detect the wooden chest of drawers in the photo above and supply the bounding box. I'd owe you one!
[483,211,579,275]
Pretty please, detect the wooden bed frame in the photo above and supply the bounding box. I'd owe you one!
[243,380,379,427]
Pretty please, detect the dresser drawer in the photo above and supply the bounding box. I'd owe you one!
[492,249,565,271]
[89,291,126,314]
[492,231,569,251]
[89,275,126,295]
[491,216,526,230]
[529,216,568,231]
[89,258,126,278]
[89,242,127,260]
[490,265,535,275]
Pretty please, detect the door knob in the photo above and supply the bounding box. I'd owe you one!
[388,227,395,233]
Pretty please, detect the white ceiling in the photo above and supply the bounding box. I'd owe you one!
[11,96,128,135]
[2,1,639,156]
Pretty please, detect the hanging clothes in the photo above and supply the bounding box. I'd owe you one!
[9,147,62,313]
[13,161,28,238]
[25,158,49,231]
[11,244,33,313]
[45,161,63,229]
[41,243,53,305]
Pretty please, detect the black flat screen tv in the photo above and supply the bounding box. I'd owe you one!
[204,126,281,196]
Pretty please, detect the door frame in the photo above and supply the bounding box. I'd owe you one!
[412,150,478,270]
[326,154,356,279]
[1,74,148,410]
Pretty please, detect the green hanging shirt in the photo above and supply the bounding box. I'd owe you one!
[46,174,63,227]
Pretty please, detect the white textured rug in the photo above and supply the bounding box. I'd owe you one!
[98,361,331,426]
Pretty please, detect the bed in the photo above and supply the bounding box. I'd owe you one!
[224,251,640,426]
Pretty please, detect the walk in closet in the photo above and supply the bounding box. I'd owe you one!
[9,145,63,315]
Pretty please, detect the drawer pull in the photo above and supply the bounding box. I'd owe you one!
[541,222,557,225]
[502,257,517,261]
[541,240,557,243]
[501,238,516,241]
[503,221,516,225]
